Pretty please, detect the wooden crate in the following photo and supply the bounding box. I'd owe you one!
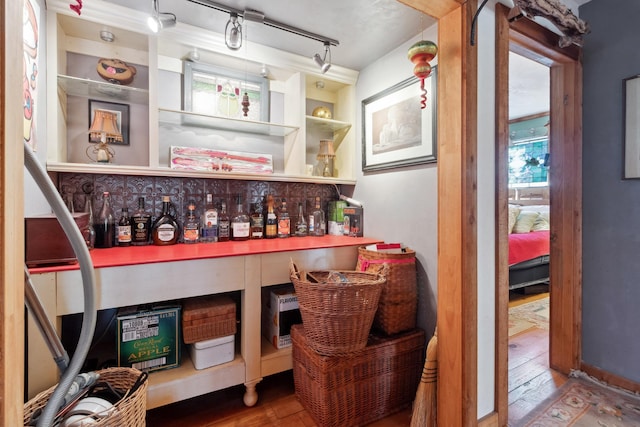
[291,325,425,427]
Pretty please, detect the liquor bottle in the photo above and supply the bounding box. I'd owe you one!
[250,201,264,239]
[117,207,132,247]
[231,195,250,241]
[82,197,95,250]
[131,197,151,246]
[265,194,277,239]
[277,198,291,238]
[151,195,179,246]
[183,200,200,244]
[94,191,115,248]
[218,201,230,242]
[200,193,218,243]
[295,202,307,237]
[310,196,325,237]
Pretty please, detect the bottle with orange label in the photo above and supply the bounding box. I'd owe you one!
[277,198,290,238]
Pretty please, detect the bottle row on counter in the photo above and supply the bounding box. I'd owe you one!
[85,192,362,249]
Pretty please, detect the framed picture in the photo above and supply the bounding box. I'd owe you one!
[362,68,437,172]
[88,100,130,146]
[624,75,640,178]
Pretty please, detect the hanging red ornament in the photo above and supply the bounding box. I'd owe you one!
[241,92,250,117]
[407,40,438,109]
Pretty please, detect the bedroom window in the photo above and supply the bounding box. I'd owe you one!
[508,137,549,186]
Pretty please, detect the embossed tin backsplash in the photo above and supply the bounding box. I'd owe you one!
[57,173,337,227]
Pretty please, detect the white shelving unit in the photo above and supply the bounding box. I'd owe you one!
[45,0,359,183]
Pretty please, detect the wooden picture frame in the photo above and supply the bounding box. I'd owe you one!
[88,99,130,146]
[362,68,437,172]
[624,75,640,178]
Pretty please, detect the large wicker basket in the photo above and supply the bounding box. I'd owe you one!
[24,367,148,427]
[292,324,425,427]
[290,262,385,356]
[356,247,417,335]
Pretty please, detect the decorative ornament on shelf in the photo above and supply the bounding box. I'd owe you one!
[69,0,82,15]
[407,40,438,109]
[242,92,250,117]
[96,58,137,85]
[312,106,332,120]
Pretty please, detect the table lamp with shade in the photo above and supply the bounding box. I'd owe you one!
[86,109,122,163]
[316,139,335,177]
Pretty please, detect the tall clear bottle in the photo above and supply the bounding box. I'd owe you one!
[183,200,200,244]
[265,194,277,239]
[310,196,325,237]
[117,207,132,247]
[82,197,95,250]
[94,191,115,248]
[200,193,218,243]
[231,195,251,241]
[218,201,230,242]
[277,198,290,238]
[151,195,179,246]
[295,202,307,237]
[131,197,151,246]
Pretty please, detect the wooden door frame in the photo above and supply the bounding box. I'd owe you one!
[2,0,26,426]
[495,4,583,425]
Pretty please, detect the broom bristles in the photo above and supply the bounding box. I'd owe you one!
[410,329,438,427]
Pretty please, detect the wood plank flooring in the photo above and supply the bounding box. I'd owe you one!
[147,290,561,426]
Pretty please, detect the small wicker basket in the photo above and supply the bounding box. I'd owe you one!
[290,261,385,356]
[24,367,148,427]
[356,247,417,335]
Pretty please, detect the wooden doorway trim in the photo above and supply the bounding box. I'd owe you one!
[495,3,583,424]
[2,0,27,426]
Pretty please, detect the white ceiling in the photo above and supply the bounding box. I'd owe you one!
[509,52,550,120]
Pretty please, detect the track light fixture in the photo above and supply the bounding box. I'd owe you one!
[312,42,332,74]
[225,12,242,50]
[147,0,176,33]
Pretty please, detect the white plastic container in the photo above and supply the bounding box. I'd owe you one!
[189,335,234,370]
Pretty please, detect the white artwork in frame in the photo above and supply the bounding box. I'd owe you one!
[624,75,640,178]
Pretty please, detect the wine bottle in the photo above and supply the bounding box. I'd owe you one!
[218,201,230,242]
[265,194,277,239]
[183,200,200,244]
[152,195,179,246]
[131,197,151,246]
[231,195,250,241]
[200,193,218,243]
[117,207,132,247]
[94,191,115,248]
[277,198,290,238]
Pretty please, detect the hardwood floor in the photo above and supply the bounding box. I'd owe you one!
[147,291,560,426]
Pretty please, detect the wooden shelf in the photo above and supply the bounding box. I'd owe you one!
[58,75,149,104]
[147,351,245,409]
[261,337,293,377]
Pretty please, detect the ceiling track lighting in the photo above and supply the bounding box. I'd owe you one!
[312,42,331,74]
[187,0,339,61]
[225,12,242,50]
[147,0,176,33]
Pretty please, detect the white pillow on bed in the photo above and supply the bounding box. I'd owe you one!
[519,204,549,214]
[531,212,550,231]
[508,204,521,234]
[513,211,539,233]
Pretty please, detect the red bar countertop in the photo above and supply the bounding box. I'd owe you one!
[29,235,383,274]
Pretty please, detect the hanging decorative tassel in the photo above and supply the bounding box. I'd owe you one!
[407,40,438,109]
[241,92,250,117]
[69,0,83,15]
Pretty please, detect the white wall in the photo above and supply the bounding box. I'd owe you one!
[354,25,439,342]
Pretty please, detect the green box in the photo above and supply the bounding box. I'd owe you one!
[117,305,181,372]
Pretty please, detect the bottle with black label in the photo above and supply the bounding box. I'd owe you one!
[250,201,264,239]
[131,197,151,246]
[218,201,230,242]
[94,191,115,248]
[117,207,132,247]
[151,195,179,246]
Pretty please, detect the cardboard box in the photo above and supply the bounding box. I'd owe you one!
[117,305,181,372]
[262,285,302,349]
[189,334,235,370]
[343,207,364,237]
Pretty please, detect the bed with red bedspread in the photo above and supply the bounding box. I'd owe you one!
[508,230,550,290]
